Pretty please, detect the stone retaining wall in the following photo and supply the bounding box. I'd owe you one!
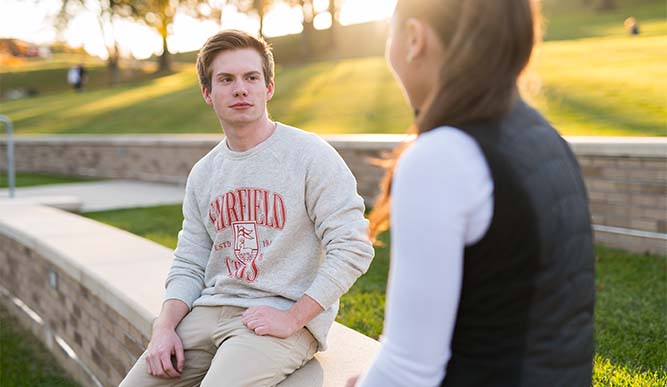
[0,203,379,387]
[1,135,665,254]
[0,233,147,386]
[0,204,161,387]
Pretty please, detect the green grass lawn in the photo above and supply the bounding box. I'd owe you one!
[3,31,665,137]
[525,35,667,136]
[542,0,667,41]
[1,0,665,137]
[81,204,667,387]
[0,53,159,97]
[0,173,93,189]
[0,305,81,387]
[0,59,413,135]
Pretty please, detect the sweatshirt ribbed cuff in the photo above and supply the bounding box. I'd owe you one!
[305,272,346,310]
[164,281,201,310]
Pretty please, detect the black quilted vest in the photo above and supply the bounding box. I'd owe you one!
[441,99,595,387]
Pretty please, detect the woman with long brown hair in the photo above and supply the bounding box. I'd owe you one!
[348,1,595,386]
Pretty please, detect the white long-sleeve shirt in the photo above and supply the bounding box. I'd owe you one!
[358,126,494,387]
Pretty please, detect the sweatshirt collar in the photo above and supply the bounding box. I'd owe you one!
[221,122,283,160]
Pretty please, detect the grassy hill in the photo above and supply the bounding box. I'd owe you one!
[0,0,664,136]
[541,0,667,40]
[0,53,158,97]
[2,31,665,136]
[526,35,666,136]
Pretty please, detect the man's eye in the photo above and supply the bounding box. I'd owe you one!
[221,77,232,83]
[248,75,259,81]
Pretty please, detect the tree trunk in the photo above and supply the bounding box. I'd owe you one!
[98,10,121,85]
[107,43,121,85]
[301,0,314,58]
[597,0,615,10]
[259,7,265,39]
[159,33,171,72]
[211,7,223,29]
[327,0,337,49]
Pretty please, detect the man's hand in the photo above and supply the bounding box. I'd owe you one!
[144,299,189,378]
[242,305,300,338]
[242,295,324,338]
[145,327,185,378]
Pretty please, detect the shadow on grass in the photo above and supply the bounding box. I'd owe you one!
[1,65,164,100]
[270,60,343,128]
[541,85,665,136]
[53,84,210,134]
[0,173,94,189]
[272,58,411,134]
[9,70,212,135]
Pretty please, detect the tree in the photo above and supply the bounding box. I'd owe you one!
[125,0,212,72]
[57,0,131,85]
[327,0,341,48]
[284,0,315,56]
[596,0,616,10]
[202,0,225,29]
[229,0,274,38]
[581,0,616,10]
[289,0,341,54]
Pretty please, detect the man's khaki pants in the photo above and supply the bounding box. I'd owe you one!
[120,305,318,387]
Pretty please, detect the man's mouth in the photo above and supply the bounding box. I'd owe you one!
[230,102,253,109]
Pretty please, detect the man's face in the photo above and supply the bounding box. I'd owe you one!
[202,48,275,128]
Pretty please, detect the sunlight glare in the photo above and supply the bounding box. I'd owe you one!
[261,3,303,37]
[1,0,399,60]
[339,0,397,26]
[314,13,333,30]
[0,0,60,44]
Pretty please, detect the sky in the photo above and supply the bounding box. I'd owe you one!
[0,0,397,60]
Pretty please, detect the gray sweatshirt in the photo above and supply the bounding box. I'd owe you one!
[164,123,374,350]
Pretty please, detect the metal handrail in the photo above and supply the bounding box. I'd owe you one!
[0,115,15,198]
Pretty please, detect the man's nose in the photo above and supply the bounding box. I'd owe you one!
[233,82,248,97]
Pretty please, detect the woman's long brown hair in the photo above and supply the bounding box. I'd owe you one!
[368,0,542,242]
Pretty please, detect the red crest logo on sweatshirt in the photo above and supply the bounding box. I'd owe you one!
[223,221,262,282]
[234,222,258,263]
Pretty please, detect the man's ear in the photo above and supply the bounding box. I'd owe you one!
[266,79,275,101]
[201,85,213,105]
[404,17,428,63]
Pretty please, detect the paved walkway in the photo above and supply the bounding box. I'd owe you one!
[0,180,185,212]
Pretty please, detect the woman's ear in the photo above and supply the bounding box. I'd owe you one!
[404,17,428,63]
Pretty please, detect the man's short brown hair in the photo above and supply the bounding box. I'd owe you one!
[196,30,275,91]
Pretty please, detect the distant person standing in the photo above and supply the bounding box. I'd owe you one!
[67,65,79,90]
[67,64,87,91]
[624,17,640,35]
[76,64,87,90]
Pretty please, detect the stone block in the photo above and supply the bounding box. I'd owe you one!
[585,179,616,193]
[630,219,657,232]
[658,220,667,234]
